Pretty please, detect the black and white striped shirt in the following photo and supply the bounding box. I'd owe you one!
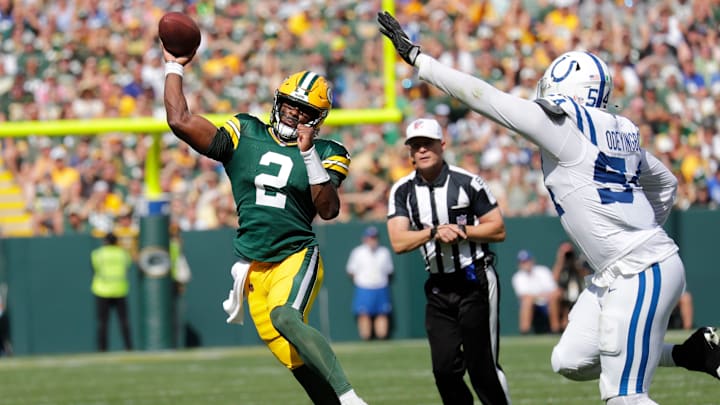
[387,162,498,274]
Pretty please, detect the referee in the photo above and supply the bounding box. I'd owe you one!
[386,118,510,405]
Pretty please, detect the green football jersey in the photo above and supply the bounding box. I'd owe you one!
[219,113,350,262]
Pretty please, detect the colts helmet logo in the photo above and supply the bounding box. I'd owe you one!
[537,51,613,109]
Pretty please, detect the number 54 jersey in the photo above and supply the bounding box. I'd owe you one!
[220,113,350,263]
[538,95,678,285]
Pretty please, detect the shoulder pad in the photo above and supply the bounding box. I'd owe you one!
[234,112,262,123]
[315,139,351,179]
[534,98,566,118]
[316,138,350,158]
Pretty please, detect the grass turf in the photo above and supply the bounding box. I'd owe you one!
[0,330,717,404]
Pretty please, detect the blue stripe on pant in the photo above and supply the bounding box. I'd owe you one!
[619,264,661,395]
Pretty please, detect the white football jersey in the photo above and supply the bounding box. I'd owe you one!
[415,54,679,284]
[538,95,678,283]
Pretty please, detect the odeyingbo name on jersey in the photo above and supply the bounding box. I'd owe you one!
[605,129,640,152]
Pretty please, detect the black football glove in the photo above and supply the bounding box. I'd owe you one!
[377,11,420,66]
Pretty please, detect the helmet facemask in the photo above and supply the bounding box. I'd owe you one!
[270,71,332,142]
[536,51,613,109]
[271,94,325,141]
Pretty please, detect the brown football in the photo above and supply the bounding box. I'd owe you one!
[158,12,201,57]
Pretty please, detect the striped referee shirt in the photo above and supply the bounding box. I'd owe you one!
[387,162,498,274]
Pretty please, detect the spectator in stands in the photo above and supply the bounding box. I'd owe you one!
[0,0,718,236]
[113,208,139,260]
[49,146,80,203]
[32,172,64,235]
[64,203,89,234]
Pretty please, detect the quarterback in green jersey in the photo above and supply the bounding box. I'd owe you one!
[162,44,366,405]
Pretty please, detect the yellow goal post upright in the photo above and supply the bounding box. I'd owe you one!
[0,0,401,351]
[0,0,402,195]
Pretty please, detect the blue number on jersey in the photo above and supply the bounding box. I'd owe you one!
[594,152,640,204]
[587,88,599,107]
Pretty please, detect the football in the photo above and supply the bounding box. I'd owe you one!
[158,12,201,57]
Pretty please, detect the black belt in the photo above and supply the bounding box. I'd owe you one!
[429,253,495,282]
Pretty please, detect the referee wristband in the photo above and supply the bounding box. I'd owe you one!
[164,61,184,78]
[301,146,330,185]
[429,226,437,240]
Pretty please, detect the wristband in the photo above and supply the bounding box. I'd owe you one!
[429,226,437,240]
[458,224,466,234]
[301,146,330,185]
[164,61,184,78]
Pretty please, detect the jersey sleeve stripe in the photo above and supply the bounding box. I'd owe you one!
[568,98,584,133]
[322,157,349,176]
[582,108,598,145]
[222,117,241,149]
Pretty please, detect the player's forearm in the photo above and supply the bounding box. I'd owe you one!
[164,75,218,155]
[164,74,192,130]
[311,183,340,220]
[415,54,530,128]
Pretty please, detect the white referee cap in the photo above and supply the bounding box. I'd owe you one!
[405,118,442,144]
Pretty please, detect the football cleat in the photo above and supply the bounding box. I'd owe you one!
[672,326,720,380]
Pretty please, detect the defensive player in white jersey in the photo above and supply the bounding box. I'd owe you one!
[378,11,720,405]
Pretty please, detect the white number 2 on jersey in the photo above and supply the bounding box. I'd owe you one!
[255,151,293,208]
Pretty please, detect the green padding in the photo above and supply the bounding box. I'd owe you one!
[3,210,718,355]
[138,212,172,350]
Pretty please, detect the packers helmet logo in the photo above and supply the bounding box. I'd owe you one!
[326,85,334,106]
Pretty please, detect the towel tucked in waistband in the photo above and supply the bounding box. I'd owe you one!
[222,260,250,325]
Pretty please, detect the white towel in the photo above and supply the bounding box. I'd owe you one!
[222,260,250,325]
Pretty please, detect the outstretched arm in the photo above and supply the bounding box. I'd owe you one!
[377,11,582,162]
[162,46,219,155]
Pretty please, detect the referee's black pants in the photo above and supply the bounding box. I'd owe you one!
[424,268,508,405]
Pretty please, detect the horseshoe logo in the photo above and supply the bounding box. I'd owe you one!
[550,55,578,83]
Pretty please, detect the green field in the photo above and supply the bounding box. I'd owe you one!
[0,331,717,405]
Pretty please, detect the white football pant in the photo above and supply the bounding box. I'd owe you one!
[551,253,685,401]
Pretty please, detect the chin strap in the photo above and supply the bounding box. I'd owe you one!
[274,122,297,141]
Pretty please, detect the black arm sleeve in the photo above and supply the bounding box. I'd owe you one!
[205,128,235,164]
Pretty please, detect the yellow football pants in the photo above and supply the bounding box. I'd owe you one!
[247,246,323,369]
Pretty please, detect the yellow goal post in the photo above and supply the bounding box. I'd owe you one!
[0,0,402,199]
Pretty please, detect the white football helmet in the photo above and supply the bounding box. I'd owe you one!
[536,51,613,109]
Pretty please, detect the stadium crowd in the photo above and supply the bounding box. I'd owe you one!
[0,0,719,237]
